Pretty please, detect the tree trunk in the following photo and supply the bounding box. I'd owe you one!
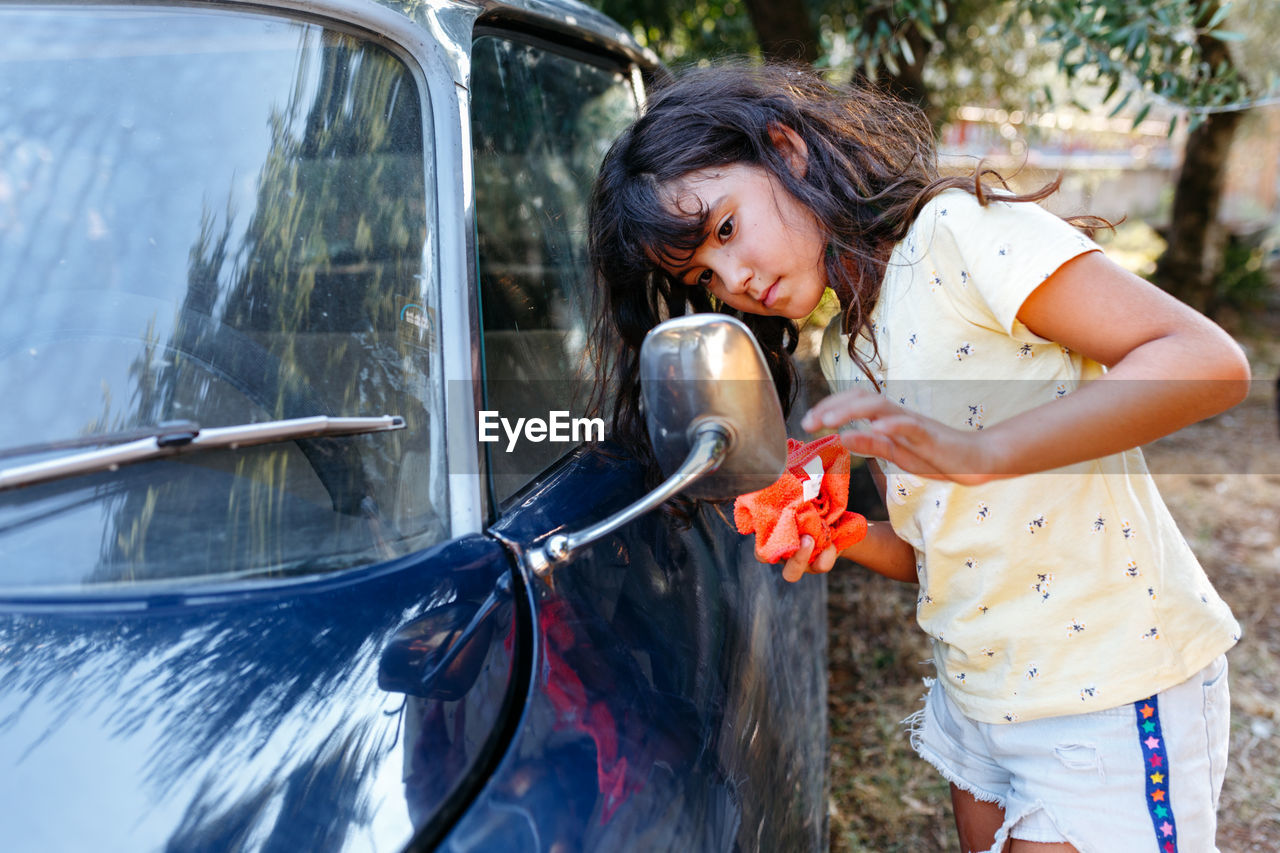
[879,27,938,127]
[851,2,949,130]
[740,0,818,65]
[1152,15,1243,315]
[1153,111,1243,314]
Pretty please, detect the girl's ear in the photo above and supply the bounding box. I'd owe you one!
[768,123,809,178]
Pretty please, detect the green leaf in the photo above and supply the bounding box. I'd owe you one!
[1210,30,1246,41]
[898,36,915,66]
[1204,3,1230,30]
[1132,101,1152,127]
[1107,88,1134,116]
[883,48,900,76]
[1125,24,1145,56]
[1104,74,1121,102]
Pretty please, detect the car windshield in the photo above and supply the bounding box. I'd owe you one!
[0,6,448,591]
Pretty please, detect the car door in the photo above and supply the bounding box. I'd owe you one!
[432,25,830,851]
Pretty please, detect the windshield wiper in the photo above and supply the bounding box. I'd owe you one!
[0,415,405,493]
[0,420,204,461]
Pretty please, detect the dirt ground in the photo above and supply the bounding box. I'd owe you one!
[824,326,1280,852]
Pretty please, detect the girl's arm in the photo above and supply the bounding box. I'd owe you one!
[777,463,918,584]
[802,251,1252,484]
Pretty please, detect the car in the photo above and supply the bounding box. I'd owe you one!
[0,1,830,850]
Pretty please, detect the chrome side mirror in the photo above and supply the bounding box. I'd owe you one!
[641,314,787,499]
[528,314,786,576]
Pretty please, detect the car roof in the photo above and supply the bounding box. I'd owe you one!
[471,0,653,60]
[252,0,659,73]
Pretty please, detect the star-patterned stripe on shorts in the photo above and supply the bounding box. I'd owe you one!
[1136,695,1178,851]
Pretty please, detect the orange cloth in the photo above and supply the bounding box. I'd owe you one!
[734,435,868,564]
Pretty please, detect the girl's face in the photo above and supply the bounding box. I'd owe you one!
[659,163,827,320]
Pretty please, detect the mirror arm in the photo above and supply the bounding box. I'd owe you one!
[528,421,731,578]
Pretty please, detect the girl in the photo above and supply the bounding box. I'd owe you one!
[587,64,1250,852]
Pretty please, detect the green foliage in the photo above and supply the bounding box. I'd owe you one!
[589,0,1274,129]
[591,0,760,62]
[816,0,951,76]
[816,0,1059,122]
[1022,0,1260,129]
[1213,230,1274,316]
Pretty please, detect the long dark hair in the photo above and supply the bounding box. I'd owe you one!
[587,63,1096,477]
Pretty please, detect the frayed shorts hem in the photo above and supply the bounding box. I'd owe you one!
[910,734,1075,851]
[903,656,1230,853]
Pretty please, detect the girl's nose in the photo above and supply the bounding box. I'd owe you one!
[720,258,752,294]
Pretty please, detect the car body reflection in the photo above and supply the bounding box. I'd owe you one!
[0,0,829,850]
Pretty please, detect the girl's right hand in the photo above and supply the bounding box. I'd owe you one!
[802,388,1001,485]
[773,535,838,583]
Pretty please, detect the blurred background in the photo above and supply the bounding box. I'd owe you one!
[584,1,1280,849]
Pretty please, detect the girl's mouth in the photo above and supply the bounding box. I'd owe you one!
[761,279,780,308]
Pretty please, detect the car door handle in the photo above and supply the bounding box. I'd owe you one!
[378,572,513,700]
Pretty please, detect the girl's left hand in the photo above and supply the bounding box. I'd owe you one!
[801,389,1001,485]
[777,535,838,583]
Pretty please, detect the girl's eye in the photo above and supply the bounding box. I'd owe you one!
[717,217,734,241]
[695,269,714,288]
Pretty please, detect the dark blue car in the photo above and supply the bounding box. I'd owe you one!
[0,1,829,849]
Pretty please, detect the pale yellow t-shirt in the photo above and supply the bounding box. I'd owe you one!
[820,188,1239,724]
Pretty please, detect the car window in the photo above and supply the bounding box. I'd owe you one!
[469,34,639,504]
[0,6,448,591]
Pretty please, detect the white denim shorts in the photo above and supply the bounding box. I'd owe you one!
[908,655,1230,853]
